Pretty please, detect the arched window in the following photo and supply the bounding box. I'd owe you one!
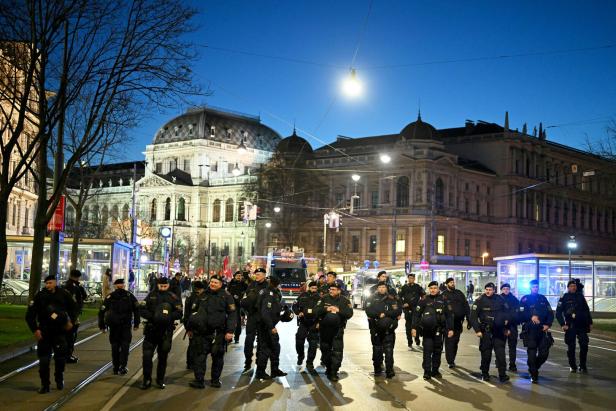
[150,199,157,221]
[66,206,75,225]
[101,206,109,225]
[177,198,186,221]
[111,204,119,220]
[92,205,100,223]
[396,176,409,207]
[212,199,221,222]
[225,198,234,222]
[122,204,129,220]
[83,205,90,222]
[164,197,171,220]
[435,178,444,209]
[238,198,246,221]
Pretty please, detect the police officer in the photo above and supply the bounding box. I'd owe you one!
[411,281,453,380]
[315,282,354,382]
[183,280,206,370]
[319,271,348,296]
[292,280,321,372]
[369,271,398,297]
[26,275,78,393]
[519,279,554,383]
[500,283,520,371]
[169,272,182,300]
[140,277,183,389]
[442,277,470,368]
[366,281,402,378]
[228,271,248,343]
[98,278,140,375]
[399,273,424,350]
[240,267,268,373]
[63,269,87,364]
[187,275,236,388]
[556,279,592,373]
[255,276,287,380]
[470,282,510,382]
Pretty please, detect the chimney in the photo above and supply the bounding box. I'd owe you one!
[504,111,509,132]
[522,123,528,135]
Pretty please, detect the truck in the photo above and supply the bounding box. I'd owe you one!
[264,249,315,303]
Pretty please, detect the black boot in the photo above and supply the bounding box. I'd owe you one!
[189,379,205,389]
[141,379,152,390]
[38,386,50,394]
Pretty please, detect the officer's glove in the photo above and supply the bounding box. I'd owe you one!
[466,322,472,330]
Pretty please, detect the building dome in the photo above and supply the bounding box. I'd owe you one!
[276,130,313,155]
[152,106,281,152]
[400,113,437,140]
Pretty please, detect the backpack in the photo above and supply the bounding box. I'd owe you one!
[420,303,444,331]
[104,293,133,326]
[187,296,209,333]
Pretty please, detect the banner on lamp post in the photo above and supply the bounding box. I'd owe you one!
[47,195,65,231]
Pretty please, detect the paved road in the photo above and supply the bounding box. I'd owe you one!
[2,309,615,411]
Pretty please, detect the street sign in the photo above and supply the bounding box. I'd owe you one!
[16,254,23,265]
[405,259,411,274]
[58,232,64,243]
[419,260,430,270]
[47,195,65,231]
[173,260,180,271]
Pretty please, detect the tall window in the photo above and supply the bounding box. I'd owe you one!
[177,198,186,221]
[150,199,157,220]
[212,199,221,222]
[66,206,75,225]
[83,206,89,222]
[92,205,100,223]
[237,198,246,221]
[435,178,444,209]
[369,235,377,253]
[164,198,171,220]
[437,234,445,254]
[225,199,234,222]
[371,191,379,208]
[183,159,191,172]
[396,233,405,253]
[464,239,470,256]
[396,176,409,207]
[351,235,360,253]
[101,206,109,224]
[111,204,119,220]
[122,204,129,220]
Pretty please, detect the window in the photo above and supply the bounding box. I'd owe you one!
[581,205,586,229]
[435,178,444,209]
[92,205,100,223]
[122,204,129,220]
[164,198,171,220]
[335,192,344,206]
[212,199,221,222]
[396,233,405,253]
[476,240,481,256]
[66,206,75,225]
[476,200,480,215]
[384,190,390,204]
[174,126,179,136]
[111,204,119,219]
[210,243,218,257]
[351,235,360,253]
[572,203,577,228]
[352,195,360,211]
[155,162,162,173]
[101,206,108,224]
[226,129,232,139]
[177,198,186,221]
[184,159,190,172]
[335,235,342,252]
[169,159,177,171]
[437,234,445,254]
[150,199,157,220]
[464,239,470,256]
[464,199,469,213]
[237,243,244,257]
[11,203,16,225]
[211,162,218,172]
[371,191,379,208]
[369,235,377,253]
[486,202,491,217]
[225,198,234,222]
[222,242,230,256]
[238,198,246,221]
[486,241,491,253]
[210,125,215,136]
[396,176,410,207]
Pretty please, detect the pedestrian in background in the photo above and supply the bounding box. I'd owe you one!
[102,268,112,299]
[63,269,87,364]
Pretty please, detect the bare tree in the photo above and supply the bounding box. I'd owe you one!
[0,0,202,297]
[586,119,616,160]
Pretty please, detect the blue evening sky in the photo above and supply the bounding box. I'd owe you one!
[123,0,616,160]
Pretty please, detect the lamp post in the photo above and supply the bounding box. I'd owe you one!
[567,235,577,280]
[160,226,172,277]
[482,252,489,266]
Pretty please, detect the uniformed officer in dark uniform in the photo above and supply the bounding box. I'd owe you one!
[366,281,402,378]
[500,283,520,371]
[186,275,236,388]
[399,273,424,350]
[26,274,78,393]
[369,270,398,297]
[556,279,592,373]
[183,280,206,370]
[227,271,248,343]
[139,277,183,389]
[519,279,554,383]
[292,280,321,372]
[442,277,470,368]
[98,278,140,375]
[255,276,287,380]
[169,272,182,300]
[470,282,511,382]
[315,282,354,382]
[319,271,348,297]
[411,281,453,380]
[63,269,87,364]
[240,267,268,373]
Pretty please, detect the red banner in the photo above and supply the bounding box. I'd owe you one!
[47,195,65,231]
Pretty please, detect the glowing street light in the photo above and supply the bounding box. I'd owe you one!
[265,222,272,228]
[567,235,577,280]
[341,68,363,98]
[351,174,361,182]
[232,163,241,176]
[380,153,391,164]
[481,252,489,266]
[273,206,281,213]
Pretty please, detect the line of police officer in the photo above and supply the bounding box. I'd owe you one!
[26,267,592,393]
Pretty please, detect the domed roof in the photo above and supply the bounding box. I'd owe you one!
[276,129,313,155]
[400,112,437,140]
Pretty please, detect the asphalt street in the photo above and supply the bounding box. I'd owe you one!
[1,309,615,411]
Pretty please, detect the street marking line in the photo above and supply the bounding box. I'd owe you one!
[551,329,616,345]
[458,368,497,388]
[98,325,184,411]
[280,376,291,388]
[0,331,103,383]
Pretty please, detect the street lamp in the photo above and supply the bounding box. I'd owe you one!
[481,252,489,266]
[379,153,391,164]
[265,222,272,228]
[351,174,360,182]
[273,206,281,213]
[567,235,577,280]
[160,226,172,277]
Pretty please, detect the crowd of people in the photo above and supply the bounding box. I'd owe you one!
[25,268,593,393]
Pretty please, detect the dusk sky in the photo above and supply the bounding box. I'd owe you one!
[124,0,616,160]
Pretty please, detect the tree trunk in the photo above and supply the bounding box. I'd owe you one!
[29,145,49,300]
[70,208,83,269]
[0,201,8,290]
